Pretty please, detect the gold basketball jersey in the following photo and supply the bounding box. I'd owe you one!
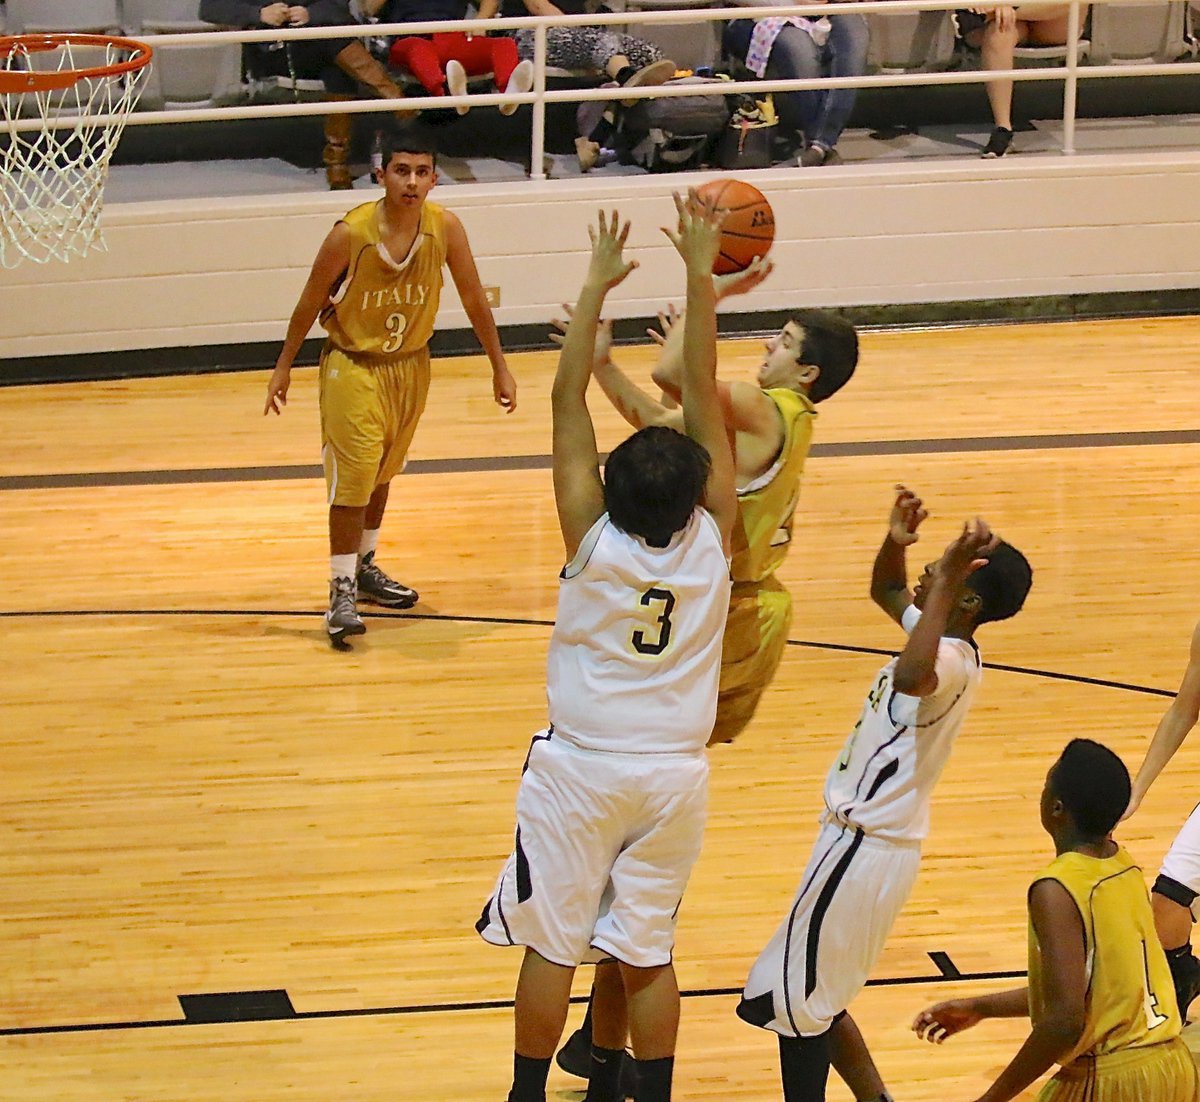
[1029,848,1181,1065]
[320,199,447,359]
[729,388,816,585]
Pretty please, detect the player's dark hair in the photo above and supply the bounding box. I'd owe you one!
[379,127,438,169]
[603,426,711,547]
[1049,739,1131,838]
[965,540,1032,624]
[790,311,858,404]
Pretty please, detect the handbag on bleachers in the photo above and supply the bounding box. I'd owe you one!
[616,75,732,173]
[716,93,778,170]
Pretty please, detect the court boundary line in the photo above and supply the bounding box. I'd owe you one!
[0,963,1027,1037]
[0,607,1176,699]
[3,427,1200,492]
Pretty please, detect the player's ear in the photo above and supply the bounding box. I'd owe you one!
[797,362,820,388]
[959,589,982,618]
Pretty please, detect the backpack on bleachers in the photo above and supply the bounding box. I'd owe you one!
[616,75,732,172]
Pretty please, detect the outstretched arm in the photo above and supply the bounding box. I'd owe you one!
[444,210,517,413]
[1126,620,1200,818]
[552,211,638,558]
[893,514,996,697]
[264,222,350,415]
[663,192,737,552]
[650,256,772,402]
[549,310,680,431]
[870,486,927,622]
[932,880,1084,1102]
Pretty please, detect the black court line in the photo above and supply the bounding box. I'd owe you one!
[928,951,964,979]
[0,607,1176,700]
[4,427,1200,492]
[0,965,1028,1037]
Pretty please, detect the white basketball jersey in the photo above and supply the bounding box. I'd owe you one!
[546,510,732,754]
[823,605,982,842]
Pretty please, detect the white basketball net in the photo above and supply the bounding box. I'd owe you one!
[0,37,150,267]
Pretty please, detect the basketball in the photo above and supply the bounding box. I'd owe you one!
[694,178,775,276]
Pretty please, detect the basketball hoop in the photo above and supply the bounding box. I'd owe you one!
[0,34,153,267]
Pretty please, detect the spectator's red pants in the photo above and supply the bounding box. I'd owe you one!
[389,33,519,96]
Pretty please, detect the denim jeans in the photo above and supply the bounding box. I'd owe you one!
[725,14,869,149]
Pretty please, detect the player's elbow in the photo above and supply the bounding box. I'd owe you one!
[1175,698,1200,732]
[1038,1009,1085,1053]
[651,366,680,396]
[893,665,936,697]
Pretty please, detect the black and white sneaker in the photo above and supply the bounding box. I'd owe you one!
[555,1029,638,1098]
[981,126,1013,158]
[1172,949,1200,1021]
[326,576,366,646]
[357,551,419,608]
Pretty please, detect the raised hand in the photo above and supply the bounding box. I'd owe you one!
[715,254,774,301]
[889,485,928,546]
[646,303,681,347]
[586,209,638,292]
[912,999,983,1044]
[550,302,613,373]
[662,189,724,275]
[935,518,999,586]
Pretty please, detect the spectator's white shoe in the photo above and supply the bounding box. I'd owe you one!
[620,57,676,107]
[446,59,470,115]
[500,59,534,116]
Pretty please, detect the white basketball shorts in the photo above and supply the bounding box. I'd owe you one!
[476,729,709,968]
[737,818,922,1038]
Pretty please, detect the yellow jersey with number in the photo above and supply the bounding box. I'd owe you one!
[730,388,816,585]
[320,199,446,359]
[1029,848,1181,1066]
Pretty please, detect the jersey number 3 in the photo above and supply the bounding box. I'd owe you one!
[382,312,408,354]
[632,588,676,656]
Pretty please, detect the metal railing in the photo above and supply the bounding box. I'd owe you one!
[6,0,1199,177]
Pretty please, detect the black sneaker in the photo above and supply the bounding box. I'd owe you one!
[1173,950,1200,1021]
[555,1027,590,1079]
[554,1030,637,1098]
[357,551,418,608]
[982,126,1013,158]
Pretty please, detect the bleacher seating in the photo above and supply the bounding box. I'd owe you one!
[5,0,122,33]
[1088,0,1193,63]
[615,0,723,72]
[866,9,956,73]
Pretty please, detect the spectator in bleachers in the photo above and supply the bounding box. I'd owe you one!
[199,1,412,188]
[724,0,868,166]
[474,0,676,108]
[362,0,535,114]
[957,5,1087,157]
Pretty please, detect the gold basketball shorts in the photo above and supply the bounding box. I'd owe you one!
[319,344,431,508]
[711,575,793,746]
[1038,1038,1199,1102]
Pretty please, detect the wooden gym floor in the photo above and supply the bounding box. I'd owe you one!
[2,314,1200,1100]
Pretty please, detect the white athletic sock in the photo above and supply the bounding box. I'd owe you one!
[331,553,358,582]
[359,528,380,561]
